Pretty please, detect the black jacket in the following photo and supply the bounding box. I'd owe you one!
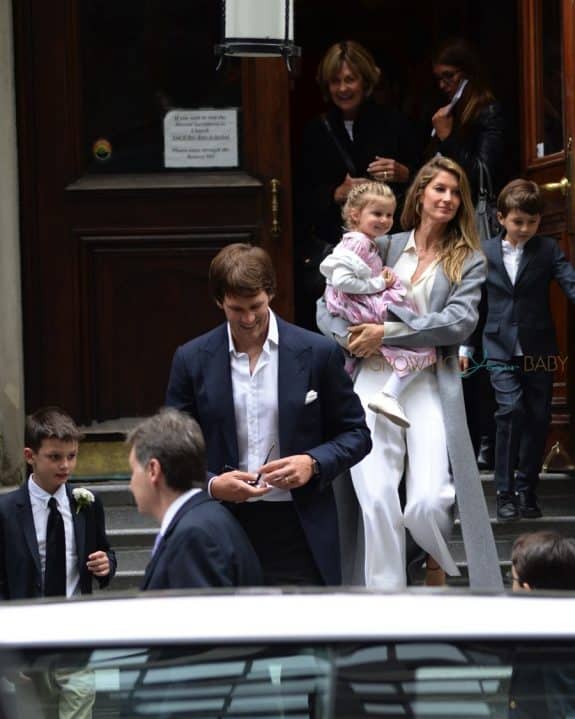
[431,101,505,202]
[481,233,575,361]
[295,99,421,248]
[0,483,116,600]
[141,492,263,590]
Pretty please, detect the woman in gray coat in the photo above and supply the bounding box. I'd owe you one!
[317,156,501,591]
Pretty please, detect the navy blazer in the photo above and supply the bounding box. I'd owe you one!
[141,491,263,590]
[165,316,371,585]
[0,483,117,600]
[482,233,575,361]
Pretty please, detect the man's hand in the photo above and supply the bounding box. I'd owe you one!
[210,470,271,503]
[459,356,470,374]
[348,323,385,357]
[87,550,110,577]
[258,455,314,491]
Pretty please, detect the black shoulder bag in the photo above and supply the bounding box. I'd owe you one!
[298,117,358,302]
[475,160,500,243]
[321,115,357,177]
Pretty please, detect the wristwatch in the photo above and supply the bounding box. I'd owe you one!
[309,456,320,477]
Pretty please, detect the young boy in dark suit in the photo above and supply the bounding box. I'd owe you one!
[0,407,116,718]
[482,179,575,521]
[0,406,116,599]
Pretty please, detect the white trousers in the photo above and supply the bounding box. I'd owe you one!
[352,360,459,590]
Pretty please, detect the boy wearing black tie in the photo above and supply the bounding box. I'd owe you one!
[0,406,116,600]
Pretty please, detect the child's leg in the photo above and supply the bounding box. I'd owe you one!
[382,369,420,399]
[487,359,524,520]
[367,369,417,428]
[367,346,435,427]
[515,365,553,514]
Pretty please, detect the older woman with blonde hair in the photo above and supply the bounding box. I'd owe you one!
[295,40,420,329]
[318,155,501,591]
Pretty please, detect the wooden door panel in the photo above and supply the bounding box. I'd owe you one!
[519,0,575,465]
[15,2,293,423]
[80,232,253,418]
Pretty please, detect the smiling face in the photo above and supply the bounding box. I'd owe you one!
[25,438,78,494]
[497,209,541,246]
[351,197,396,239]
[328,61,365,119]
[219,291,272,351]
[419,170,461,226]
[433,63,464,101]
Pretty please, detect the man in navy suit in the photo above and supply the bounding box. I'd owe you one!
[128,408,263,590]
[482,179,575,521]
[165,243,371,586]
[0,406,116,600]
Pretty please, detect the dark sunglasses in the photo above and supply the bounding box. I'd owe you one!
[434,70,460,83]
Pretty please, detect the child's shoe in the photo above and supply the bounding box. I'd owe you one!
[367,392,410,428]
[517,490,542,518]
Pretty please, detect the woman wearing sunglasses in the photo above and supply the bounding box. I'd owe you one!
[429,38,505,203]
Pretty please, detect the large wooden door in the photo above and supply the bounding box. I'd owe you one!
[519,0,575,466]
[14,0,293,423]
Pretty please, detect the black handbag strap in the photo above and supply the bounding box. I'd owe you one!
[321,115,357,176]
[477,159,494,199]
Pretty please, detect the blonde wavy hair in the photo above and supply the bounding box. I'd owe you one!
[400,156,479,283]
[342,181,396,230]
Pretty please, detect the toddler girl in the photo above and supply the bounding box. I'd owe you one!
[319,181,436,427]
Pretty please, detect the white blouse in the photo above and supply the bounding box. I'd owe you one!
[384,230,439,340]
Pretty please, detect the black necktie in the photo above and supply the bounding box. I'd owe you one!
[45,496,66,597]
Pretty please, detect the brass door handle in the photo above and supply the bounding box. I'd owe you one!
[540,176,571,195]
[270,178,281,238]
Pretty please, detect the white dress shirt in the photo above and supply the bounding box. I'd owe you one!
[227,309,289,502]
[28,476,80,597]
[502,236,526,355]
[159,488,202,539]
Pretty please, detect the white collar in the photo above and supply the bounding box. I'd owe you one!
[160,488,202,537]
[403,230,417,253]
[501,235,529,251]
[28,475,68,506]
[226,309,279,355]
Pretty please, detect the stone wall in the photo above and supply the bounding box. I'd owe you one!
[0,0,24,485]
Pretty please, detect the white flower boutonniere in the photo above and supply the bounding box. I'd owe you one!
[72,487,95,514]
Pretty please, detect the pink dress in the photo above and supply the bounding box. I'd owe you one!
[321,232,436,377]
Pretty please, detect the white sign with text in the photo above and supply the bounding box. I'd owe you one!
[164,109,239,168]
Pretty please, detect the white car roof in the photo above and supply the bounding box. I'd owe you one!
[1,590,575,648]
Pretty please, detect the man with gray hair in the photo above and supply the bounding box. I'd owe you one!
[127,408,263,590]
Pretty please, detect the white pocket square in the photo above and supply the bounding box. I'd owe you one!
[304,390,318,405]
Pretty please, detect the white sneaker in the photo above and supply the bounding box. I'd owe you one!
[367,392,410,428]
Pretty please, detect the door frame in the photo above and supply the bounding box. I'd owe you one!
[518,0,575,467]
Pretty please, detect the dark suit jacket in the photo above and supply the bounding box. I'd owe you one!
[165,316,372,585]
[0,483,117,600]
[141,491,263,590]
[482,233,575,361]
